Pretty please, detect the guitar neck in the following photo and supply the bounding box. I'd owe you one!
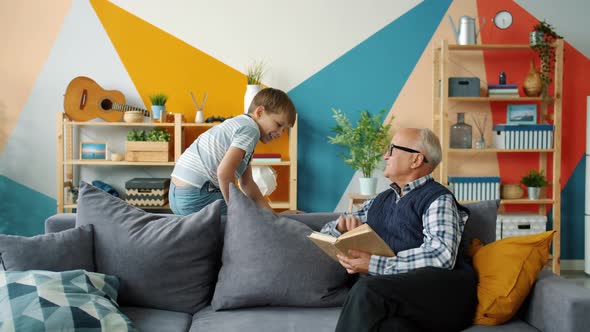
[112,102,150,117]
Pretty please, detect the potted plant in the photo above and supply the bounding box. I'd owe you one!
[520,169,549,200]
[530,20,562,95]
[328,109,393,195]
[149,93,168,122]
[244,60,266,114]
[126,128,171,162]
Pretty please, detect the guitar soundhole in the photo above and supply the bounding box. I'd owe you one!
[100,99,113,112]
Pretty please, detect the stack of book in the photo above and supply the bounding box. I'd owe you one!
[252,153,281,162]
[488,84,519,98]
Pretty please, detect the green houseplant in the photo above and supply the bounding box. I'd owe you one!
[520,169,549,200]
[530,20,562,90]
[244,60,266,114]
[149,93,168,121]
[328,109,393,195]
[246,60,266,85]
[126,128,171,162]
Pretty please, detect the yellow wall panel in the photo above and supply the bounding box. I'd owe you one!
[90,0,245,122]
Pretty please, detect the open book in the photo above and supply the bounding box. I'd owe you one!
[308,223,395,262]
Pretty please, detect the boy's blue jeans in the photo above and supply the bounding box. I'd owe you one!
[169,181,227,215]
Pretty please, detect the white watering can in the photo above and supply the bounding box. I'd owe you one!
[449,15,485,45]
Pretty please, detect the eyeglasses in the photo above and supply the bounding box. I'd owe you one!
[386,144,429,163]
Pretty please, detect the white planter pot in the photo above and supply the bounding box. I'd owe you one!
[359,177,377,195]
[527,186,541,200]
[244,85,263,114]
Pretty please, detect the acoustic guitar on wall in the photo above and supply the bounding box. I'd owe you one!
[64,76,150,122]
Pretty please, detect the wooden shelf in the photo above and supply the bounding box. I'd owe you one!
[447,44,537,51]
[57,113,298,214]
[448,97,554,102]
[251,161,291,166]
[66,120,175,127]
[64,160,175,166]
[181,123,216,128]
[269,201,290,209]
[64,204,170,210]
[433,39,564,274]
[448,148,554,153]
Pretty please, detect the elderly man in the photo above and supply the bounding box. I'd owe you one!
[321,128,477,332]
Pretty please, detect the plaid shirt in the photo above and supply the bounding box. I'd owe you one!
[321,174,468,275]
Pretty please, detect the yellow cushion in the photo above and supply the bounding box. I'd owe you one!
[468,231,555,325]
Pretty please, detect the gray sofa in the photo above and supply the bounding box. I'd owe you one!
[43,212,590,331]
[2,181,590,332]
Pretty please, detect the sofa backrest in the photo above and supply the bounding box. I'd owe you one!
[46,201,500,247]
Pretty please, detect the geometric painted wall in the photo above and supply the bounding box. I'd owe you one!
[1,0,590,261]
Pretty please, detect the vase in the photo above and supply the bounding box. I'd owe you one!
[527,186,541,200]
[152,105,166,122]
[474,135,485,149]
[450,112,472,149]
[523,60,543,97]
[529,31,543,46]
[195,110,204,123]
[244,85,263,114]
[359,177,377,195]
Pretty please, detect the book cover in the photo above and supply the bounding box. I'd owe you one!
[252,158,282,162]
[253,153,281,158]
[308,223,395,261]
[489,88,519,94]
[488,84,518,89]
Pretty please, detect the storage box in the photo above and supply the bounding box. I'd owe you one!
[449,77,480,97]
[125,141,171,162]
[125,178,171,207]
[496,212,547,240]
[448,176,500,201]
[493,124,554,150]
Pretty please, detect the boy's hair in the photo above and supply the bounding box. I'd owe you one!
[248,88,297,126]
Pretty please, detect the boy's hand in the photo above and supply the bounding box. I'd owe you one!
[336,215,361,233]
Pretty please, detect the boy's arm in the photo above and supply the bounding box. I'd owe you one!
[239,165,273,211]
[217,147,245,202]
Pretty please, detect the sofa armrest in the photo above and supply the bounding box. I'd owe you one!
[523,269,590,332]
[282,213,340,232]
[44,213,76,233]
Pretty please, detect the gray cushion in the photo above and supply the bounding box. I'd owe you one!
[211,184,349,310]
[75,182,222,314]
[461,200,500,248]
[120,307,192,332]
[191,305,341,332]
[0,224,94,272]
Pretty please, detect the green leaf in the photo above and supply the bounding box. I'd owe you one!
[327,108,393,177]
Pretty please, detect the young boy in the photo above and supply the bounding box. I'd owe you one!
[169,87,297,215]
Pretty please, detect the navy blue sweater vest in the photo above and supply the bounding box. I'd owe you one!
[367,180,469,259]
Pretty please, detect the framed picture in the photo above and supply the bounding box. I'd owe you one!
[507,104,537,125]
[80,142,107,160]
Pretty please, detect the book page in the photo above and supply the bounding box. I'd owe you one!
[308,232,343,261]
[335,225,395,257]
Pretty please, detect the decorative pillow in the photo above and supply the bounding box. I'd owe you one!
[211,184,350,310]
[461,200,500,249]
[0,225,94,272]
[75,182,222,314]
[469,230,555,325]
[0,269,135,331]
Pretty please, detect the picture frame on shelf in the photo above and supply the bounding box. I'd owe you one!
[507,104,537,125]
[80,142,107,160]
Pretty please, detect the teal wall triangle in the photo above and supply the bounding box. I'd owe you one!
[290,0,453,212]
